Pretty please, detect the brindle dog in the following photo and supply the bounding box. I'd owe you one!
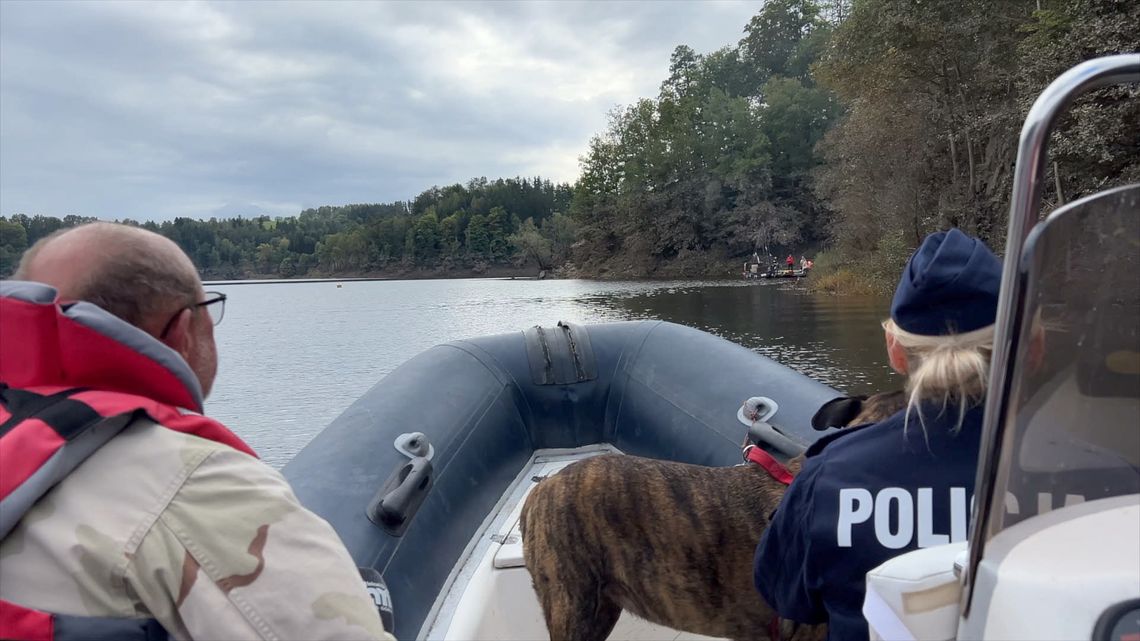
[520,391,906,641]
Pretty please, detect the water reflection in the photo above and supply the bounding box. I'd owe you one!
[580,280,899,393]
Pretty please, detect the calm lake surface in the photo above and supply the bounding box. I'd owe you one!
[206,278,900,468]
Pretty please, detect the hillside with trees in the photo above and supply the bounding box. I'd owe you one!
[1,177,573,279]
[2,0,1136,287]
[570,0,843,277]
[810,0,1139,292]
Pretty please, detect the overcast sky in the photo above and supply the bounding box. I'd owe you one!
[0,1,762,222]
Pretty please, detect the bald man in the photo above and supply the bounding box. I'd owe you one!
[0,223,392,640]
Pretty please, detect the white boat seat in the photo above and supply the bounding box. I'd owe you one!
[863,542,966,641]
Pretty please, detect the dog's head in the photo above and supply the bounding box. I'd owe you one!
[811,390,906,431]
[810,396,866,431]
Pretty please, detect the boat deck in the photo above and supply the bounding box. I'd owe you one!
[422,445,724,641]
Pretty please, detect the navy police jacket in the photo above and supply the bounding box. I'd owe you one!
[754,403,983,641]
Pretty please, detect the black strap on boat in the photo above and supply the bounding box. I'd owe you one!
[523,321,597,385]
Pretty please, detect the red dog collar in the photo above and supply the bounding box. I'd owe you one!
[742,444,794,485]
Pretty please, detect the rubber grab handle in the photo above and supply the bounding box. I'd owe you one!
[367,456,433,536]
[748,421,806,458]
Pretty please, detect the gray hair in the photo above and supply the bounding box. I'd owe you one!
[14,223,200,329]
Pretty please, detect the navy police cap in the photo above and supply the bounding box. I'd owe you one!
[890,228,1002,336]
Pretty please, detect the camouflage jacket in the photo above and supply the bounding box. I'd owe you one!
[0,414,393,641]
[0,281,394,640]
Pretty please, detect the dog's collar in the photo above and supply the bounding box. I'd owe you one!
[742,444,793,485]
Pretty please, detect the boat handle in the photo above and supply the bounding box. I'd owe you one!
[748,420,806,458]
[367,456,433,536]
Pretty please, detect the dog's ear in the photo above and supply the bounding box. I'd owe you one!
[811,396,868,431]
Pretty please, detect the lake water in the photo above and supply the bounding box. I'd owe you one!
[206,278,901,468]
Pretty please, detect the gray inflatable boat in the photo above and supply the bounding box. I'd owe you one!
[283,320,841,640]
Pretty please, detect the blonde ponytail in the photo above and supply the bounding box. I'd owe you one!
[881,318,994,437]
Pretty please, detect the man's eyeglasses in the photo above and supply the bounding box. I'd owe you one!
[159,291,227,339]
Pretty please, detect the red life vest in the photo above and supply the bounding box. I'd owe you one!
[0,282,256,641]
[0,384,254,537]
[0,386,255,640]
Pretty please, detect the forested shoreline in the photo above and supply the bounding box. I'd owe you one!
[2,0,1136,289]
[0,177,576,280]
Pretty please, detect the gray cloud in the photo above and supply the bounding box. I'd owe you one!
[0,0,760,221]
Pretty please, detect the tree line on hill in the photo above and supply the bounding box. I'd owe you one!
[1,177,573,279]
[2,0,1135,287]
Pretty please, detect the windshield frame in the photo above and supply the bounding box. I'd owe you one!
[960,55,1140,616]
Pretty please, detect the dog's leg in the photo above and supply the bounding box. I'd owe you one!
[540,584,621,641]
[526,538,621,641]
[581,591,622,641]
[524,474,623,641]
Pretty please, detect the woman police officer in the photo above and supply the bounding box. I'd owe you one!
[754,229,1003,641]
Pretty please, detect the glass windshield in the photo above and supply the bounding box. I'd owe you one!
[986,184,1140,536]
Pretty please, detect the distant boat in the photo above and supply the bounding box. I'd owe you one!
[336,283,343,288]
[759,268,809,279]
[743,253,811,279]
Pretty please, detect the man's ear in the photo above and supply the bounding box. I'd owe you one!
[886,330,909,375]
[161,308,194,360]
